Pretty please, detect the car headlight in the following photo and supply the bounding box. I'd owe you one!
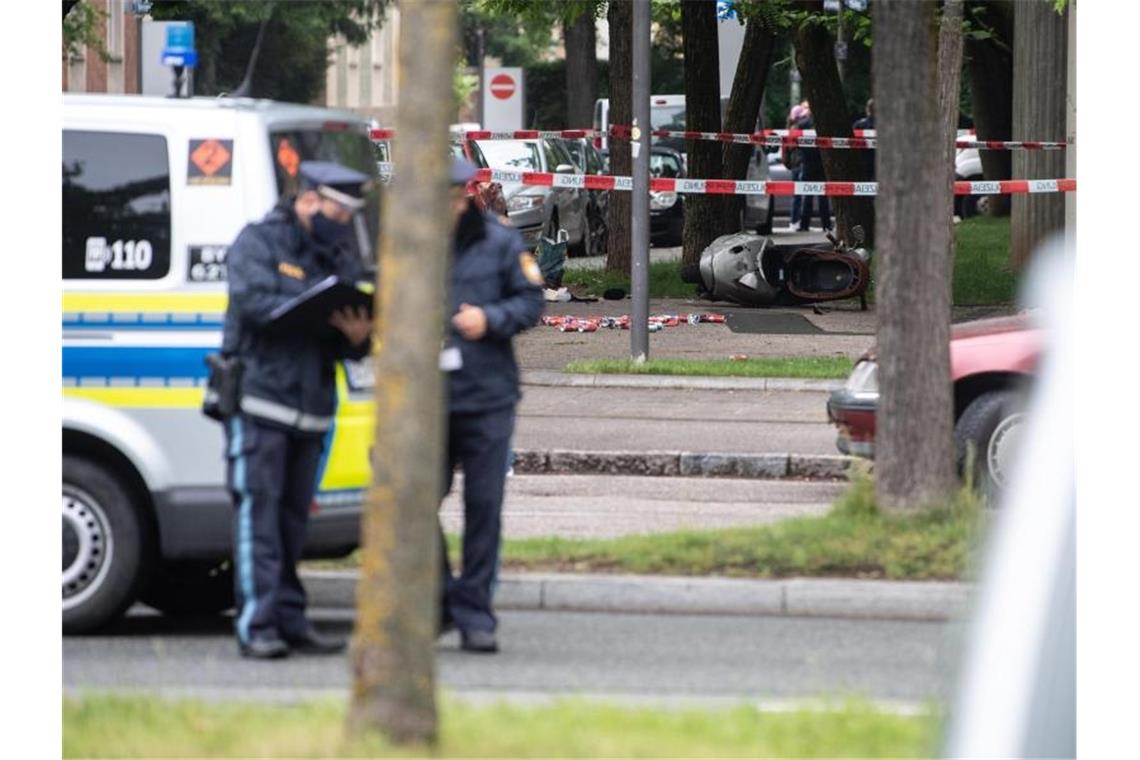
[844,359,878,399]
[507,194,545,212]
[650,191,678,210]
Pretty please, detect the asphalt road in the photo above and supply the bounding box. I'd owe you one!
[442,474,845,539]
[515,385,839,456]
[64,608,965,707]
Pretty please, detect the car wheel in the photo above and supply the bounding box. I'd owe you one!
[63,455,150,633]
[140,560,235,618]
[570,211,589,257]
[588,206,608,257]
[954,390,1025,495]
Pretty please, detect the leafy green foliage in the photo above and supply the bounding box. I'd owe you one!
[63,0,113,63]
[147,1,391,102]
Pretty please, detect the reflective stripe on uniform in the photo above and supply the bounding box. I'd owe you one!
[241,395,334,433]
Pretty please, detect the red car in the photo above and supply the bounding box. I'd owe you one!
[827,314,1042,490]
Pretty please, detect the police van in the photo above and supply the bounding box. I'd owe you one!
[63,95,379,632]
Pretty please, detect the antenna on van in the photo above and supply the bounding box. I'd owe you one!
[229,5,273,99]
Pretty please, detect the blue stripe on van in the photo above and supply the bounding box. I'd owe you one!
[62,346,215,381]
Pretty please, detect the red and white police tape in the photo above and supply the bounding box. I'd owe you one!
[371,127,1065,151]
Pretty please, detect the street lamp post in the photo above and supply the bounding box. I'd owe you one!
[630,0,651,362]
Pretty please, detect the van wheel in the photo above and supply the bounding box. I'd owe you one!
[140,560,235,618]
[63,456,149,633]
[954,390,1024,495]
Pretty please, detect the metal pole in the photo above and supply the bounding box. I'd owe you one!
[630,0,651,362]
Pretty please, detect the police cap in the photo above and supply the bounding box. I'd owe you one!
[298,160,372,211]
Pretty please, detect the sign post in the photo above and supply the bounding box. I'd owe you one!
[481,67,525,131]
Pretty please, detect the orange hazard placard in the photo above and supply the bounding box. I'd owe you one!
[276,138,300,178]
[187,138,234,185]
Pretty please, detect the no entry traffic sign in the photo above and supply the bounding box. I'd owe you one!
[490,73,516,100]
[482,67,524,132]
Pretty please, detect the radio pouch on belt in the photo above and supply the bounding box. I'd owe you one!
[202,353,243,422]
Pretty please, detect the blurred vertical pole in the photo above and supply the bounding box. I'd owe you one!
[346,0,456,747]
[630,0,651,362]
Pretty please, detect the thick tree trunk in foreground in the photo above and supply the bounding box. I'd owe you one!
[965,1,1014,216]
[793,0,875,245]
[1010,0,1067,271]
[718,21,777,236]
[605,0,632,275]
[564,2,598,130]
[939,0,965,267]
[873,0,957,511]
[346,0,455,746]
[680,0,723,268]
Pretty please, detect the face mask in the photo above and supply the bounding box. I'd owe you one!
[310,211,352,246]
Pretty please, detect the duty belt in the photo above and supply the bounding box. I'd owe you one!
[240,396,334,433]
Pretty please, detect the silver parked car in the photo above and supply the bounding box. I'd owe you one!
[473,138,589,254]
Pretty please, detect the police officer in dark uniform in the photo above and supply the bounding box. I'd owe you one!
[440,158,544,653]
[222,161,373,659]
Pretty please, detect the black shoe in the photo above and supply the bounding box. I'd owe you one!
[460,629,499,653]
[282,627,346,655]
[239,636,290,659]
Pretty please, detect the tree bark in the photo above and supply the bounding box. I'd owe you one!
[346,0,455,747]
[1010,0,1067,271]
[939,0,965,269]
[873,0,957,511]
[680,0,722,268]
[605,0,632,274]
[964,1,1014,215]
[564,2,598,130]
[718,20,777,236]
[793,1,875,245]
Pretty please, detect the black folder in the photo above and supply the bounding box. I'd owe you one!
[267,275,374,335]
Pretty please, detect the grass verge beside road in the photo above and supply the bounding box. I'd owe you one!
[562,259,692,299]
[565,356,853,379]
[310,473,985,581]
[64,693,938,758]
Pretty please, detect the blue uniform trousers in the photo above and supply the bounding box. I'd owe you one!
[225,415,324,644]
[439,405,515,633]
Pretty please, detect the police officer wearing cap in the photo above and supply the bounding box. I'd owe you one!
[440,157,544,653]
[221,161,373,659]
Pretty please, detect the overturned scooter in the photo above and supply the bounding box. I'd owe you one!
[681,226,872,309]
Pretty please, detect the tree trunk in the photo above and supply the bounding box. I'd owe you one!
[1010,0,1067,271]
[564,3,598,130]
[939,0,965,270]
[964,1,1014,215]
[346,0,455,747]
[680,0,722,268]
[793,1,875,245]
[873,0,957,511]
[718,21,778,235]
[605,0,632,274]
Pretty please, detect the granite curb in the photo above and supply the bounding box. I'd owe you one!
[513,450,858,480]
[521,370,844,393]
[302,570,970,622]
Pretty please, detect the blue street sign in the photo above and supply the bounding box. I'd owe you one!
[161,21,198,68]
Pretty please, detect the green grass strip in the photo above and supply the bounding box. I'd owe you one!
[565,356,854,379]
[310,473,987,582]
[64,693,939,758]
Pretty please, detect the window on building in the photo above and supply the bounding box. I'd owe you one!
[63,130,172,280]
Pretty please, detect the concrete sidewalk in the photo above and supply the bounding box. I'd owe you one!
[303,570,971,622]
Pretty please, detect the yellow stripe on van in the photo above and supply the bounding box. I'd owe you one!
[63,292,228,314]
[64,386,206,408]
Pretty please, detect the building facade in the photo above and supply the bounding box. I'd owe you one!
[63,0,143,94]
[324,8,401,126]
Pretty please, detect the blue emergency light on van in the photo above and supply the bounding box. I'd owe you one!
[161,22,198,68]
